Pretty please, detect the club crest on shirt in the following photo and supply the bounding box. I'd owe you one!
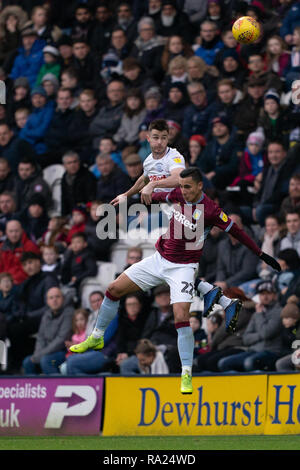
[219,211,228,222]
[155,162,164,172]
[193,209,202,220]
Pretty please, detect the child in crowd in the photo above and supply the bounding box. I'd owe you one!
[120,339,169,375]
[14,108,30,132]
[257,89,290,145]
[231,131,266,188]
[36,45,61,86]
[40,244,61,277]
[266,35,290,77]
[275,299,300,372]
[162,56,188,95]
[91,136,125,177]
[64,308,89,358]
[65,205,87,245]
[41,216,68,250]
[189,312,207,360]
[61,232,97,291]
[114,88,147,149]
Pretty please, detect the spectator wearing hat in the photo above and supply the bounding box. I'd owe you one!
[275,298,300,371]
[218,280,283,372]
[196,114,239,189]
[142,86,166,128]
[218,49,248,91]
[65,205,87,245]
[36,45,61,86]
[19,193,49,243]
[155,0,194,44]
[0,121,36,174]
[123,153,143,185]
[19,85,55,157]
[256,89,291,147]
[182,82,215,139]
[15,155,51,211]
[166,119,189,159]
[0,5,28,66]
[163,81,189,125]
[90,79,125,150]
[41,73,60,100]
[280,211,300,257]
[57,34,74,69]
[113,88,147,149]
[195,20,224,66]
[10,25,45,89]
[188,134,206,166]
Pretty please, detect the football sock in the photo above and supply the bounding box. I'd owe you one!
[175,322,194,375]
[92,291,120,339]
[196,280,214,295]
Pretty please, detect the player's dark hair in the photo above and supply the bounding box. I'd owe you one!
[148,119,169,133]
[180,167,203,183]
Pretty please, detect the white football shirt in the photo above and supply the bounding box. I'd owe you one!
[143,147,186,192]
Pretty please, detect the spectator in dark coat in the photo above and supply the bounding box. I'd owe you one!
[196,115,239,189]
[18,193,49,243]
[0,122,36,174]
[15,156,52,211]
[61,232,98,292]
[96,154,131,203]
[182,82,216,139]
[70,38,100,90]
[22,287,74,375]
[163,82,189,125]
[215,213,259,289]
[121,57,157,94]
[275,299,300,371]
[116,2,138,45]
[89,4,116,56]
[280,174,300,220]
[0,158,16,194]
[61,151,97,217]
[0,272,21,340]
[0,191,17,236]
[154,0,194,44]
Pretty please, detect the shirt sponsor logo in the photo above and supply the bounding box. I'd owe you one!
[219,211,228,223]
[173,158,182,164]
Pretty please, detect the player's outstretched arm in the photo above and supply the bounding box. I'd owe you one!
[140,168,183,205]
[110,175,148,206]
[259,252,282,272]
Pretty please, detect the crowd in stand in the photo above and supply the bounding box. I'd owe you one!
[0,0,300,376]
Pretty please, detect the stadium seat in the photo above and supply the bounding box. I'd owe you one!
[96,261,117,286]
[80,282,104,309]
[110,243,131,272]
[50,179,62,216]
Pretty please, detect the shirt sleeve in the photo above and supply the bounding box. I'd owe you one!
[167,151,186,172]
[152,187,181,203]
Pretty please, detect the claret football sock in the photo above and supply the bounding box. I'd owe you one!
[92,291,120,338]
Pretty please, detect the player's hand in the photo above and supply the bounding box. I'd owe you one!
[110,193,127,206]
[140,183,154,205]
[259,252,281,272]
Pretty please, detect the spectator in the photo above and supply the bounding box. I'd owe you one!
[274,249,300,302]
[120,338,169,374]
[182,82,215,138]
[186,56,218,98]
[123,153,143,186]
[19,193,49,243]
[142,86,166,128]
[41,216,68,249]
[6,77,31,125]
[0,191,17,236]
[60,67,81,101]
[218,281,283,372]
[195,20,224,66]
[30,5,62,44]
[65,204,87,245]
[0,122,36,174]
[36,45,61,86]
[89,4,115,57]
[0,6,28,67]
[166,120,189,158]
[148,0,162,22]
[265,35,290,78]
[22,286,73,375]
[61,150,97,216]
[160,35,194,73]
[275,299,300,371]
[91,137,125,177]
[71,4,95,44]
[96,154,131,204]
[61,232,97,292]
[189,312,207,359]
[198,226,224,283]
[40,244,61,277]
[247,53,283,93]
[215,213,259,289]
[15,156,51,211]
[285,25,300,90]
[280,210,300,256]
[0,219,40,284]
[0,158,15,193]
[280,1,300,46]
[155,1,194,44]
[14,107,30,132]
[256,89,291,146]
[90,79,125,150]
[71,38,100,90]
[280,174,300,219]
[107,26,132,63]
[115,292,150,370]
[162,56,188,95]
[85,200,116,261]
[10,24,45,89]
[64,308,89,359]
[0,272,20,341]
[121,57,157,94]
[19,85,55,158]
[196,115,239,189]
[218,49,247,91]
[213,79,243,124]
[163,82,189,125]
[113,88,147,149]
[116,3,138,44]
[56,34,74,69]
[137,123,151,162]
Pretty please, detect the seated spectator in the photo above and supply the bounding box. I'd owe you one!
[256,89,291,146]
[41,216,68,249]
[63,291,119,375]
[265,35,290,78]
[0,219,40,284]
[155,0,193,44]
[30,5,62,44]
[65,204,87,245]
[280,210,300,256]
[280,174,300,220]
[85,200,116,261]
[214,27,240,72]
[284,25,300,89]
[195,20,224,66]
[115,292,150,371]
[280,1,300,46]
[90,79,125,151]
[205,0,229,31]
[115,2,138,45]
[0,272,20,341]
[123,153,143,185]
[19,193,49,243]
[19,86,55,158]
[189,312,207,359]
[96,154,131,204]
[14,107,30,132]
[0,191,17,237]
[107,26,133,62]
[198,226,225,283]
[0,6,28,67]
[215,213,259,289]
[162,56,188,95]
[56,34,74,69]
[61,232,97,292]
[196,115,239,189]
[130,16,165,82]
[247,53,283,93]
[275,299,300,372]
[22,287,73,375]
[160,34,194,74]
[6,251,59,371]
[40,73,59,101]
[219,50,248,92]
[15,156,51,211]
[163,82,189,125]
[61,151,97,217]
[40,244,61,277]
[166,120,188,158]
[142,86,166,128]
[0,122,36,174]
[182,82,216,139]
[213,79,243,124]
[120,338,169,374]
[187,134,206,166]
[113,88,147,149]
[218,281,283,372]
[6,77,31,126]
[36,45,60,86]
[71,4,95,44]
[121,57,157,94]
[274,249,300,302]
[89,4,115,57]
[0,158,15,193]
[186,55,218,99]
[64,308,89,359]
[137,123,151,162]
[193,288,254,373]
[70,38,99,90]
[60,67,82,102]
[9,24,45,88]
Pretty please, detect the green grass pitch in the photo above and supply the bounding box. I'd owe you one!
[0,435,299,450]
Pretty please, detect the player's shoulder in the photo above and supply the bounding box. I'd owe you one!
[166,147,185,164]
[167,186,184,202]
[143,153,153,166]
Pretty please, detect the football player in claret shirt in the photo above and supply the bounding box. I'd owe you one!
[70,167,280,394]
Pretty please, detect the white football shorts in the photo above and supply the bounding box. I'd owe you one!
[123,251,198,304]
